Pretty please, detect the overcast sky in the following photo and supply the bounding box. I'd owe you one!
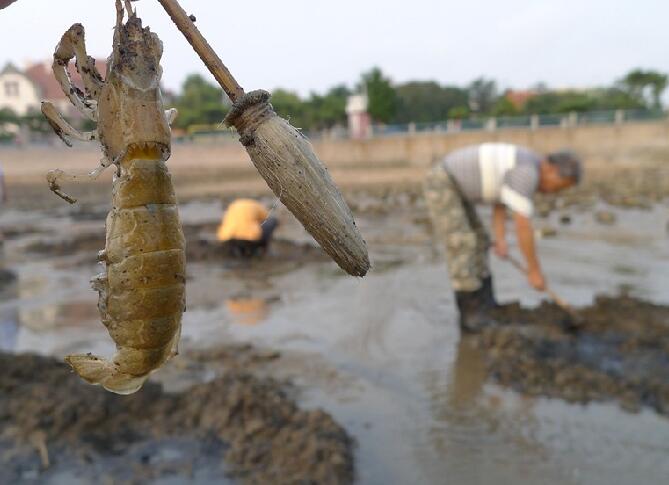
[0,0,666,96]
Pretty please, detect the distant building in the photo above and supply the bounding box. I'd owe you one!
[0,62,40,115]
[504,89,538,111]
[0,59,107,119]
[346,94,370,139]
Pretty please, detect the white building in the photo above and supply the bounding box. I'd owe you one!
[345,94,371,139]
[0,62,40,115]
[0,59,107,118]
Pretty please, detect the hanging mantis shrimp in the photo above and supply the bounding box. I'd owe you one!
[42,0,185,394]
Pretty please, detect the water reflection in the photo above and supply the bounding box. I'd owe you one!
[422,337,557,484]
[225,297,272,326]
[19,301,99,331]
[2,269,99,332]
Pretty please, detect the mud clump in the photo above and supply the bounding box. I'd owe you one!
[535,225,558,239]
[0,268,17,292]
[477,296,669,415]
[558,213,572,225]
[0,350,354,484]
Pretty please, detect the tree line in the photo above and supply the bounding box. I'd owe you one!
[169,67,667,132]
[1,67,666,140]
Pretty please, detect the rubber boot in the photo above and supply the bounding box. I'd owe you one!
[480,276,497,307]
[482,275,520,310]
[454,285,499,333]
[480,275,521,325]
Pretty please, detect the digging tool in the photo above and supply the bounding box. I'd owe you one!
[502,252,583,327]
[156,0,369,277]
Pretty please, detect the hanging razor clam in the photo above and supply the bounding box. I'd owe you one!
[157,0,370,277]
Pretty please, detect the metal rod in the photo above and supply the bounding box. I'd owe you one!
[156,0,245,102]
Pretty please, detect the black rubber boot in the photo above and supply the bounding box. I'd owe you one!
[481,275,519,313]
[480,276,497,307]
[455,286,499,333]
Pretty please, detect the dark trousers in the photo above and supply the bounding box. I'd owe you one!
[223,217,279,257]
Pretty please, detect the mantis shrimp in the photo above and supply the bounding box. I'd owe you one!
[42,0,185,394]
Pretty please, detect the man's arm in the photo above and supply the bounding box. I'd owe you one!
[513,212,546,291]
[492,203,508,257]
[0,0,18,9]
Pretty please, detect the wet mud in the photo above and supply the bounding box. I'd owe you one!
[0,268,18,294]
[0,347,354,484]
[22,222,329,268]
[186,238,328,264]
[24,232,105,259]
[534,166,669,217]
[477,295,669,415]
[3,175,669,483]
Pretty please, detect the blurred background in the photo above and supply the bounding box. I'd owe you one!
[1,1,668,484]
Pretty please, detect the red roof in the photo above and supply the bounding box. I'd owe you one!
[24,58,107,101]
[505,89,537,109]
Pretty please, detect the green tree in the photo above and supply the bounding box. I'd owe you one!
[0,108,17,142]
[594,87,645,110]
[554,92,597,113]
[394,81,468,123]
[524,92,561,114]
[21,110,51,134]
[447,106,470,119]
[306,85,350,129]
[361,67,398,123]
[270,88,309,128]
[524,91,597,114]
[0,108,17,124]
[173,74,228,129]
[524,87,646,114]
[468,77,498,114]
[619,69,668,109]
[491,96,518,117]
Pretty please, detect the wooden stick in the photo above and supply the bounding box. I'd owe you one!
[504,253,580,321]
[156,0,245,102]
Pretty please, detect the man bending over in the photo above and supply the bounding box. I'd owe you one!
[424,143,581,332]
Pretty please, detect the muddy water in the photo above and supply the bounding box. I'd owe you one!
[1,198,669,484]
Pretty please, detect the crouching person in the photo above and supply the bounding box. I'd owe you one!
[216,198,279,257]
[424,143,581,332]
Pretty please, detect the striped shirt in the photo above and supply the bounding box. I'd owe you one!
[441,143,542,216]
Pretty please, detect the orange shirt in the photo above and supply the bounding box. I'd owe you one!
[216,199,269,242]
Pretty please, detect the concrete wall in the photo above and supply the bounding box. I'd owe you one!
[2,119,668,185]
[313,119,669,168]
[176,118,669,169]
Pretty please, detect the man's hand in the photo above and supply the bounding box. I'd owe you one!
[493,239,508,258]
[527,267,546,291]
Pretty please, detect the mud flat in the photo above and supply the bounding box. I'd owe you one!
[534,166,669,216]
[186,238,329,265]
[22,222,329,268]
[477,295,669,415]
[0,347,354,484]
